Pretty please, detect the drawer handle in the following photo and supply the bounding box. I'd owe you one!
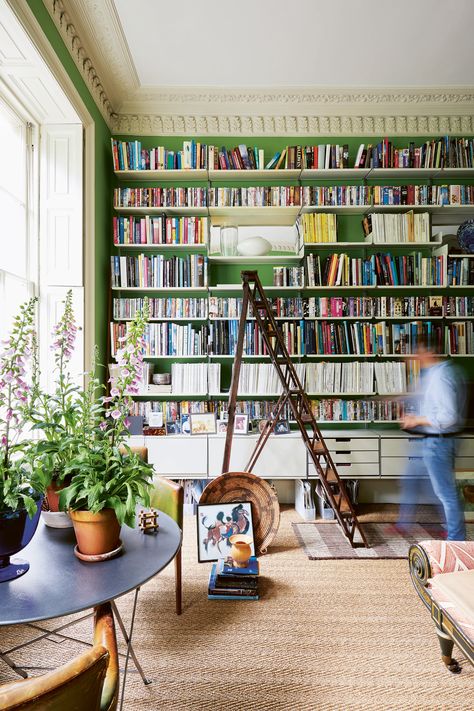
[335,438,350,442]
[336,462,351,467]
[408,456,422,461]
[335,450,350,455]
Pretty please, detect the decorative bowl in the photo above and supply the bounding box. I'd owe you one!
[237,236,272,257]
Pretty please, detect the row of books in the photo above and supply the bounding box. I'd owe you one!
[112,137,474,172]
[128,397,407,424]
[300,213,338,243]
[113,185,474,209]
[113,216,207,246]
[355,137,474,169]
[305,253,445,287]
[236,363,305,395]
[305,362,374,394]
[170,363,221,395]
[364,212,431,244]
[112,139,210,171]
[110,255,208,289]
[112,296,474,323]
[114,188,208,209]
[447,322,474,355]
[208,557,259,601]
[111,322,210,357]
[447,257,474,286]
[273,267,305,287]
[374,361,420,395]
[113,297,208,320]
[372,184,474,206]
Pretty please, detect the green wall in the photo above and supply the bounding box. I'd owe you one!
[26,0,112,364]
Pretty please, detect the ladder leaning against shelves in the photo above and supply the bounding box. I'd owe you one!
[222,270,369,549]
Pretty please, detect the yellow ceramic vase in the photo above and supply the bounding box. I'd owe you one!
[229,534,253,568]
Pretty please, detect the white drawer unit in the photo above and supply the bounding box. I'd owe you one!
[324,437,379,452]
[380,456,427,478]
[456,438,474,457]
[209,435,307,478]
[324,450,379,464]
[381,436,423,457]
[145,436,208,476]
[308,462,380,478]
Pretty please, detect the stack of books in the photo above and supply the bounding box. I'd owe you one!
[208,556,259,601]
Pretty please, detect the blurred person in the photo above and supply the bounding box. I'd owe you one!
[398,338,466,541]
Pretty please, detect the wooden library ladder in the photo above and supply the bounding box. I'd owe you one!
[221,270,369,549]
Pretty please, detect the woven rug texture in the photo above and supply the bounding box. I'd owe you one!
[0,507,472,710]
[293,521,474,559]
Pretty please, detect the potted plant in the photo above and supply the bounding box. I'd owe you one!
[59,303,154,558]
[0,298,47,582]
[29,291,79,520]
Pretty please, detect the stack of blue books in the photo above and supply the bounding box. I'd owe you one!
[208,556,259,601]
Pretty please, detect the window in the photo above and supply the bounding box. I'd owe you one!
[0,97,36,341]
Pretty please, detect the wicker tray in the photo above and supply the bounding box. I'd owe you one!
[200,472,280,554]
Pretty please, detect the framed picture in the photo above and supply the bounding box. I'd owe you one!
[274,419,290,435]
[216,419,228,433]
[181,414,191,435]
[190,412,217,435]
[233,413,249,435]
[196,501,255,563]
[166,420,181,435]
[258,418,270,434]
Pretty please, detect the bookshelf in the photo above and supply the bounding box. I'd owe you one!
[110,135,474,445]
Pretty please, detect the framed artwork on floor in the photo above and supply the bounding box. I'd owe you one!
[196,501,255,563]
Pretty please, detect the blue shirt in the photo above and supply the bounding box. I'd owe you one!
[417,361,465,434]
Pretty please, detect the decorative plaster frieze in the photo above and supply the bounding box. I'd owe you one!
[111,112,474,137]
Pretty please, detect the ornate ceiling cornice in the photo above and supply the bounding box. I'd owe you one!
[41,1,474,136]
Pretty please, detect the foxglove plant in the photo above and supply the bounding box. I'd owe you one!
[0,297,44,515]
[60,300,153,526]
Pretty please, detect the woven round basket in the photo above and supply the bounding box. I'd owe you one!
[199,472,280,554]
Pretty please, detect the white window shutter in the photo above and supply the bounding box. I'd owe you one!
[39,124,84,391]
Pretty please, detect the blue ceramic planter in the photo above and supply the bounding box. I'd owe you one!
[0,493,43,582]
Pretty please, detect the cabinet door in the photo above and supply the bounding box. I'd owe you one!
[208,437,306,478]
[308,462,379,478]
[146,436,207,475]
[381,437,423,457]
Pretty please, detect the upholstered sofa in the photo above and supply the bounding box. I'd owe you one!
[409,541,474,673]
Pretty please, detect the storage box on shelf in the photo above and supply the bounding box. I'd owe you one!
[111,136,474,495]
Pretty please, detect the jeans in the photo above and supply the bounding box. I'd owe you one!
[423,437,466,541]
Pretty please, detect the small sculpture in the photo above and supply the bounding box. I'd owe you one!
[138,509,159,533]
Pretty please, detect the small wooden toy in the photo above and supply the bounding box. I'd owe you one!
[138,508,159,533]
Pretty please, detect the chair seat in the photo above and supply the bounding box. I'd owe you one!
[430,570,474,645]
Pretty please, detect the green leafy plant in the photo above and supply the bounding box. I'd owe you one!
[0,297,46,515]
[59,301,153,526]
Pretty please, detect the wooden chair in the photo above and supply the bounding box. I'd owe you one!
[150,477,184,615]
[0,603,118,710]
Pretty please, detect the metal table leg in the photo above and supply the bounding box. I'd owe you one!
[116,587,151,711]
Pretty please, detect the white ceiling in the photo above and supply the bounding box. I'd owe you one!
[113,0,474,87]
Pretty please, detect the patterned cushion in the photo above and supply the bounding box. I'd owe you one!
[419,540,474,576]
[430,571,474,645]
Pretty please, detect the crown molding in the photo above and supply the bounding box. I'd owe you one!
[39,1,474,136]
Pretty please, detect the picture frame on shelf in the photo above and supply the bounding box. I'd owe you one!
[274,419,291,435]
[190,412,217,435]
[166,421,181,435]
[233,413,249,435]
[217,419,228,433]
[181,414,191,435]
[258,418,270,434]
[196,501,255,563]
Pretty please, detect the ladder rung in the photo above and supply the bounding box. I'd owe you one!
[301,413,313,423]
[312,441,326,455]
[325,467,337,481]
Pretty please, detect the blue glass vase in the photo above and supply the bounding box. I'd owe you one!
[0,493,43,583]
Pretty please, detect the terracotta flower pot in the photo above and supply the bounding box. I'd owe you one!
[229,534,253,568]
[46,477,70,512]
[69,509,121,556]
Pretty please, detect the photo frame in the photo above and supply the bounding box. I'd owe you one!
[190,412,217,435]
[165,420,181,435]
[274,419,291,435]
[233,413,249,435]
[216,419,228,433]
[196,501,255,563]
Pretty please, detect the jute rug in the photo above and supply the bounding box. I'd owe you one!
[0,508,472,710]
[293,521,474,559]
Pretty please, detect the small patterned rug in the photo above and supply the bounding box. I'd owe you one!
[292,521,474,559]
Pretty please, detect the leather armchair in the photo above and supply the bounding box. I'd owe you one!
[0,603,118,710]
[150,477,184,615]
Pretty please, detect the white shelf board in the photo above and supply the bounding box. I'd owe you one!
[304,241,367,249]
[367,168,440,180]
[208,354,301,359]
[301,205,371,214]
[143,355,207,359]
[307,392,376,397]
[114,206,208,216]
[209,285,301,292]
[209,206,300,226]
[113,243,207,250]
[301,168,370,180]
[209,169,300,181]
[111,287,208,293]
[114,317,208,322]
[445,315,474,319]
[208,254,302,264]
[114,169,208,181]
[304,354,376,358]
